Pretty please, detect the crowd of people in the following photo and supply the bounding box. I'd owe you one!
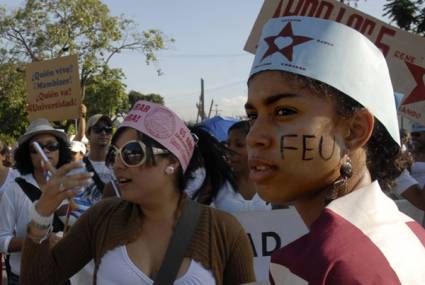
[0,15,424,285]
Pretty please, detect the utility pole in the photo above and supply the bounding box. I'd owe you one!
[214,104,221,116]
[196,78,206,123]
[208,99,214,118]
[200,78,205,120]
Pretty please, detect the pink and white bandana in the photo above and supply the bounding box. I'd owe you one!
[250,16,400,146]
[120,101,194,171]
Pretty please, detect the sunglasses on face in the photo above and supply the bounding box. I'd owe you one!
[30,141,60,154]
[92,125,113,134]
[106,140,169,168]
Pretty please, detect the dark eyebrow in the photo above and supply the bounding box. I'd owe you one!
[245,93,298,110]
[264,93,297,105]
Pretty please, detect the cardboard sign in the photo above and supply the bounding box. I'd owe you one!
[245,0,425,125]
[234,208,308,281]
[25,54,81,122]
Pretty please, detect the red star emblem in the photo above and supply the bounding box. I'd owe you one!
[402,62,425,105]
[261,22,314,62]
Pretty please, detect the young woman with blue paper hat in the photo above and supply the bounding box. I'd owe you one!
[245,16,425,284]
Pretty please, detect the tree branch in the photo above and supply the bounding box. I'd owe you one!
[10,28,41,61]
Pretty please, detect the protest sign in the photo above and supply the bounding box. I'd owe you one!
[234,208,308,281]
[25,54,81,121]
[245,0,425,125]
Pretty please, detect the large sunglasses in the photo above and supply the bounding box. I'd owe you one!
[106,140,168,168]
[92,125,113,134]
[30,141,60,154]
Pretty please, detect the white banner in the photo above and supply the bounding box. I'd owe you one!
[234,208,308,281]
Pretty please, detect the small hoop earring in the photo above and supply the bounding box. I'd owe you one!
[165,166,175,175]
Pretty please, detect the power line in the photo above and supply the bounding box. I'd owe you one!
[159,53,251,59]
[165,79,245,102]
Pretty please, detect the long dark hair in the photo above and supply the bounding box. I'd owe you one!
[14,135,72,175]
[185,125,237,205]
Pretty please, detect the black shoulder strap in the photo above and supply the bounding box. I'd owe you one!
[15,177,41,202]
[15,177,64,232]
[83,156,105,193]
[154,199,202,285]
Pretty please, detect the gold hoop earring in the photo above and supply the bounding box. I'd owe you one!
[325,154,353,203]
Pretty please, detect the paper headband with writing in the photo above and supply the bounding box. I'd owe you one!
[120,101,195,171]
[249,16,400,145]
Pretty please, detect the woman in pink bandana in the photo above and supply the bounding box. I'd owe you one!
[19,101,255,285]
[246,16,425,284]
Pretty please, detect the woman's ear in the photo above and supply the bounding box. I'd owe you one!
[163,157,180,175]
[344,108,374,150]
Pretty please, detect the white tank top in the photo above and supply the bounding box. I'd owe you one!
[97,245,216,285]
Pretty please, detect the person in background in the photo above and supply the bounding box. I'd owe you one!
[0,119,74,285]
[0,141,18,200]
[67,113,115,285]
[410,123,425,185]
[184,126,238,208]
[69,141,86,162]
[2,145,14,168]
[20,100,255,285]
[69,113,115,222]
[392,128,425,211]
[246,16,425,283]
[223,120,271,212]
[0,141,19,285]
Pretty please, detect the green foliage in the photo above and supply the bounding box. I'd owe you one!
[128,90,164,108]
[384,0,425,35]
[0,0,172,140]
[84,66,128,116]
[0,63,29,139]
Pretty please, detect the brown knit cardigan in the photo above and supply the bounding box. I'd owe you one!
[20,198,255,285]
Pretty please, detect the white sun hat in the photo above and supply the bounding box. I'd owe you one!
[18,118,68,146]
[249,16,400,145]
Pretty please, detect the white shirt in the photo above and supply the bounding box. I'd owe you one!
[88,159,114,184]
[97,246,216,285]
[185,168,271,213]
[212,181,271,213]
[0,174,38,275]
[393,169,419,195]
[0,168,19,200]
[411,162,425,188]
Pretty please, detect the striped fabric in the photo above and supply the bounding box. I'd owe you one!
[270,181,425,285]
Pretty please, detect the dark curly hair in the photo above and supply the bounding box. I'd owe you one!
[263,72,403,192]
[14,135,72,175]
[228,120,250,136]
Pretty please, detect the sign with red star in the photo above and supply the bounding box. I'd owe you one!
[261,22,314,62]
[399,61,425,125]
[401,62,425,105]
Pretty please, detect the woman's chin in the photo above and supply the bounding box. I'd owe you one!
[257,185,297,204]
